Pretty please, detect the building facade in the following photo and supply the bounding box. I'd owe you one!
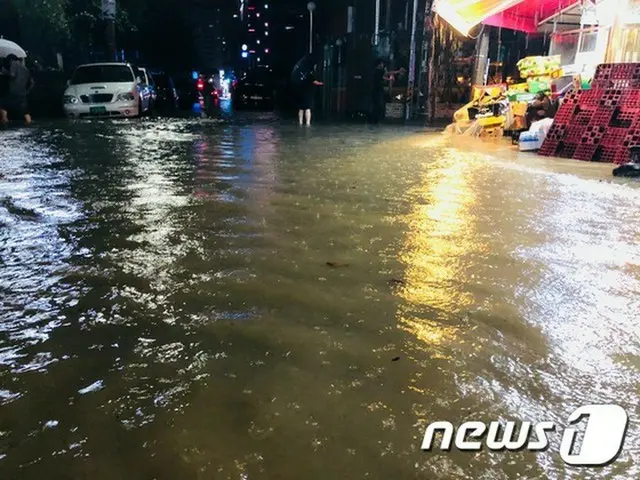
[238,0,272,72]
[188,0,241,72]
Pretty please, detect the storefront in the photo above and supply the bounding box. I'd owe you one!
[435,0,638,139]
[437,0,639,86]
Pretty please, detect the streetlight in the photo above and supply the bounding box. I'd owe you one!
[307,1,316,54]
[336,37,344,114]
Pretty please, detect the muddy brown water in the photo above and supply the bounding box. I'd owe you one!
[1,116,639,479]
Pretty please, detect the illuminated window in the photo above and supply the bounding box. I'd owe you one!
[265,48,269,53]
[264,22,269,27]
[256,13,260,17]
[256,39,261,44]
[265,31,268,36]
[265,4,269,8]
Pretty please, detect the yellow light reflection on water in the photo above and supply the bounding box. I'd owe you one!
[396,154,478,353]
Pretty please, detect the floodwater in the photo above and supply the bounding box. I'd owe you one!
[1,113,639,479]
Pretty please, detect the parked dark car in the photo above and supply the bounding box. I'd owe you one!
[152,72,179,110]
[232,73,275,110]
[174,74,200,110]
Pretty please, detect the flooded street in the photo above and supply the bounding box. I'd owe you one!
[1,115,639,479]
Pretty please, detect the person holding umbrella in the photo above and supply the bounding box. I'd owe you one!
[297,70,323,126]
[0,54,33,127]
[291,54,323,126]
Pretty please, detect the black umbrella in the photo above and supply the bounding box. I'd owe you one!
[291,54,317,84]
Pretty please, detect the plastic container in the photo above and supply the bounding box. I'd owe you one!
[519,132,543,151]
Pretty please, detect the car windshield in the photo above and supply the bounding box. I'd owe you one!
[154,75,171,87]
[70,65,134,85]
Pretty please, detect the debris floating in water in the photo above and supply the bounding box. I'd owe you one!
[0,197,40,220]
[326,261,350,268]
[44,420,59,429]
[387,278,406,286]
[78,380,105,395]
[392,356,400,362]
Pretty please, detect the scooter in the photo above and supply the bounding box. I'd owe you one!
[613,163,640,177]
[613,146,640,177]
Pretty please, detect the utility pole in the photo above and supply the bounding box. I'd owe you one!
[421,0,434,123]
[307,2,316,54]
[102,0,117,61]
[374,0,381,46]
[405,0,418,120]
[473,27,491,86]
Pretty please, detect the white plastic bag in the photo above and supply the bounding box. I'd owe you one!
[530,118,554,136]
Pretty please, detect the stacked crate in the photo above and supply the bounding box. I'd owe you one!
[539,63,640,163]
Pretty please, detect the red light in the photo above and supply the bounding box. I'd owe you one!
[197,80,204,90]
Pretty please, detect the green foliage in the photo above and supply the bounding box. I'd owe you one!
[10,0,197,69]
[13,0,70,46]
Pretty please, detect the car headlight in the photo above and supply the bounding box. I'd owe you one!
[117,92,136,101]
[63,95,78,104]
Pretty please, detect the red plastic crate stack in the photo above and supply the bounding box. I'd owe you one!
[539,63,640,163]
[601,127,629,147]
[622,90,640,108]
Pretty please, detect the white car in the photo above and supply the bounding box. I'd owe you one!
[63,63,151,118]
[138,67,156,110]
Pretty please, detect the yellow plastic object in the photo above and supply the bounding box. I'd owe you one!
[516,55,561,78]
[550,68,563,79]
[506,82,528,93]
[480,126,504,139]
[453,101,475,122]
[511,101,528,117]
[472,84,505,101]
[477,115,505,127]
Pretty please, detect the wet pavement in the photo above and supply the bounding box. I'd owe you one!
[1,113,639,479]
